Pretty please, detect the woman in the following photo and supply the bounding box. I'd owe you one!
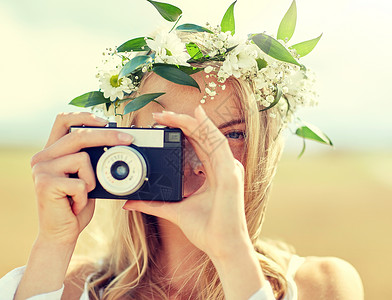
[0,1,363,298]
[1,71,363,300]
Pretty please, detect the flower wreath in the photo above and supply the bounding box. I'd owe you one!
[69,0,332,155]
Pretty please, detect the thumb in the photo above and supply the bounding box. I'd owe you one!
[122,200,178,224]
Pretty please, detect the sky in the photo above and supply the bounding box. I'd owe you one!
[0,0,391,152]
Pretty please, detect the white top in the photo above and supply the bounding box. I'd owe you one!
[0,255,305,300]
[282,255,306,300]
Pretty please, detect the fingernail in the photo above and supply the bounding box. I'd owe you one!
[118,132,133,143]
[122,204,134,211]
[123,207,135,211]
[197,105,206,116]
[152,112,163,118]
[162,110,175,115]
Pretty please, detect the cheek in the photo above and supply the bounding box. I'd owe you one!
[228,142,246,167]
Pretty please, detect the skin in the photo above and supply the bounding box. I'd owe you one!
[15,72,364,300]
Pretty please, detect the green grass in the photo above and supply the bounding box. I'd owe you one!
[1,147,391,298]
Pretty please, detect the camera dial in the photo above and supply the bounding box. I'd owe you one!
[96,146,147,196]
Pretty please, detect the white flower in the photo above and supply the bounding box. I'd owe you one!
[99,69,134,102]
[205,87,216,97]
[218,32,227,41]
[214,40,224,49]
[146,29,190,66]
[285,70,305,95]
[226,34,242,49]
[269,112,277,118]
[91,103,115,120]
[98,51,135,74]
[208,49,218,57]
[266,95,275,103]
[261,100,270,107]
[217,68,229,81]
[254,74,267,90]
[220,43,258,78]
[204,66,214,73]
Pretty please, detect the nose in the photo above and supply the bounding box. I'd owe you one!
[183,139,205,176]
[183,139,206,197]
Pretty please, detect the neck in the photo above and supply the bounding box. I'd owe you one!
[156,218,203,295]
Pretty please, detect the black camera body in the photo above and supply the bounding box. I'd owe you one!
[70,124,184,201]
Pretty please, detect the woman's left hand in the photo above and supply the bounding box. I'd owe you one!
[122,105,251,260]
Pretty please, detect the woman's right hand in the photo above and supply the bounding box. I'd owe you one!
[30,112,134,247]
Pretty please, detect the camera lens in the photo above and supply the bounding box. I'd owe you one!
[96,146,147,196]
[110,161,129,180]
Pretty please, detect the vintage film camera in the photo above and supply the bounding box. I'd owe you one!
[70,123,184,201]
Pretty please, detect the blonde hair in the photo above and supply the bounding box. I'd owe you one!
[75,70,293,299]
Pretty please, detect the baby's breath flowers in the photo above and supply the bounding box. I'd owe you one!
[69,0,332,154]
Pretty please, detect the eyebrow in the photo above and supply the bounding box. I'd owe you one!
[217,118,245,129]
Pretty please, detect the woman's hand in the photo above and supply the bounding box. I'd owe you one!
[122,105,250,260]
[30,112,134,246]
[15,112,135,300]
[122,106,268,299]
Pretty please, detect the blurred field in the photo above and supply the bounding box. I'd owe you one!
[0,147,391,298]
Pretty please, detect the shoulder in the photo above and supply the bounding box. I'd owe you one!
[294,256,364,300]
[62,263,97,300]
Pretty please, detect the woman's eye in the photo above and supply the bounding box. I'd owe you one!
[225,131,246,140]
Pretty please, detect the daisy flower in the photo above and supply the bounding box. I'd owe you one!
[98,69,134,102]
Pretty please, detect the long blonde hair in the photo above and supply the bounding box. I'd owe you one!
[75,71,292,299]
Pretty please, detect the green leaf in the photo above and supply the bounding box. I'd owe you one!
[176,23,213,33]
[290,33,322,57]
[251,33,300,66]
[69,91,110,107]
[123,93,165,114]
[178,65,203,75]
[295,123,333,146]
[117,37,151,52]
[277,0,297,42]
[256,58,268,70]
[259,86,283,112]
[186,42,203,60]
[119,55,152,78]
[146,0,182,22]
[152,63,203,75]
[221,1,237,35]
[282,95,291,117]
[152,64,201,91]
[298,139,306,158]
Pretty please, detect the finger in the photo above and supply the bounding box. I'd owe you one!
[122,199,179,224]
[154,107,233,164]
[154,110,219,156]
[193,105,239,182]
[152,111,216,180]
[34,175,89,216]
[76,198,96,229]
[32,152,96,192]
[61,178,89,216]
[193,105,235,165]
[32,129,134,166]
[234,158,245,182]
[153,106,236,181]
[45,112,108,148]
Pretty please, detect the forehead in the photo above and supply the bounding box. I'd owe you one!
[133,72,243,126]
